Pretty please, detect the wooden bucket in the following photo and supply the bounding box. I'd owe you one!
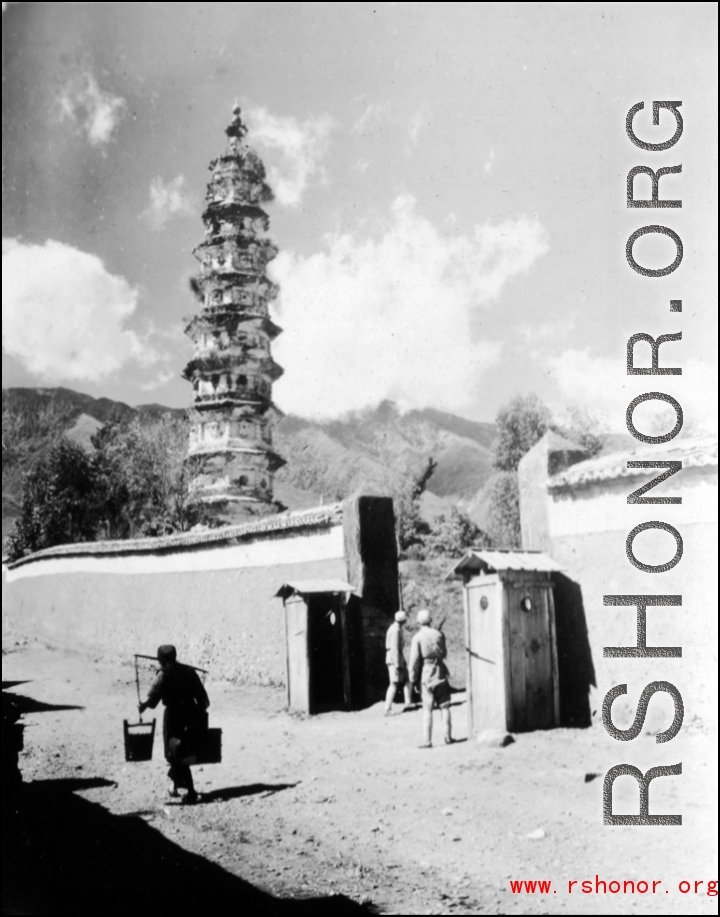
[123,719,156,762]
[195,728,222,765]
[183,727,222,766]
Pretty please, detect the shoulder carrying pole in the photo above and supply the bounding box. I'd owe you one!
[134,655,143,722]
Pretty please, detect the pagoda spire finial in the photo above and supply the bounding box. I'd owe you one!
[225,101,248,141]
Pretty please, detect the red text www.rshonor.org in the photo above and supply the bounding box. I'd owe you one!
[508,878,718,896]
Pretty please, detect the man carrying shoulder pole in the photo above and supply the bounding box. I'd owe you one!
[138,644,209,804]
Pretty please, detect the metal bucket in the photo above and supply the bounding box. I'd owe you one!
[123,719,156,762]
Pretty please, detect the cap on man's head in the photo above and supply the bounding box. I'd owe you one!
[416,609,432,626]
[157,645,177,664]
[395,611,408,623]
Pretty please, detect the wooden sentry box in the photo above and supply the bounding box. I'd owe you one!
[275,579,360,715]
[452,550,563,736]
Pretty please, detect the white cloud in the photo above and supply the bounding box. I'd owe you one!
[143,175,195,230]
[59,70,126,147]
[547,348,718,434]
[353,102,392,136]
[140,370,176,391]
[271,196,550,418]
[519,313,577,343]
[2,238,160,383]
[484,150,496,175]
[408,109,430,147]
[246,107,334,207]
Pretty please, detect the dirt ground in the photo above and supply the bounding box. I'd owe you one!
[2,642,718,916]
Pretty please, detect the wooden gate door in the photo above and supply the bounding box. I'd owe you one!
[505,578,558,732]
[285,597,309,713]
[465,576,507,734]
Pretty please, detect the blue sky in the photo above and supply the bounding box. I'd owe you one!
[2,2,717,429]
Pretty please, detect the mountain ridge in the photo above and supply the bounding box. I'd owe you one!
[2,387,498,537]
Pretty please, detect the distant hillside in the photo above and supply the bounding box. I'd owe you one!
[2,388,498,540]
[64,413,105,451]
[1,387,185,424]
[274,400,497,508]
[2,389,187,538]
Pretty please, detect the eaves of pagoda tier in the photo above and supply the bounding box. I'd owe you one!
[186,403,286,426]
[187,444,286,473]
[191,274,279,305]
[202,209,270,239]
[182,357,283,384]
[192,237,279,268]
[203,184,273,214]
[189,392,274,412]
[184,314,283,343]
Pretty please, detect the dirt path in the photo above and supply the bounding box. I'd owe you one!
[3,643,717,915]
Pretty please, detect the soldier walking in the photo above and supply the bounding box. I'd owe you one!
[384,611,413,715]
[409,609,454,748]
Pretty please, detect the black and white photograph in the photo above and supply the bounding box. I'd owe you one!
[2,3,717,914]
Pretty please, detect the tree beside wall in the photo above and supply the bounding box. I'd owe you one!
[6,416,211,562]
[92,416,205,539]
[6,439,99,561]
[484,395,602,548]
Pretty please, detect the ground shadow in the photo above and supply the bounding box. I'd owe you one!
[2,681,32,691]
[2,777,377,916]
[552,573,596,728]
[4,692,85,715]
[391,686,466,706]
[199,783,299,804]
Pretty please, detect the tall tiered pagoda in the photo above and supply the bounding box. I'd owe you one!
[183,105,285,518]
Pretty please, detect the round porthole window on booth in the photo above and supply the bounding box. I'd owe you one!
[521,596,533,613]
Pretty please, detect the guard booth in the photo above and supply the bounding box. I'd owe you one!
[275,580,362,715]
[451,550,562,736]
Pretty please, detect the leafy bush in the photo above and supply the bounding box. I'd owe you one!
[484,471,522,549]
[492,394,551,473]
[2,402,75,472]
[7,415,213,560]
[424,507,491,558]
[6,439,100,561]
[553,405,604,458]
[485,395,604,549]
[387,458,435,554]
[91,415,208,539]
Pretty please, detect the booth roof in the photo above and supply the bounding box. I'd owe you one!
[275,579,358,599]
[449,549,563,579]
